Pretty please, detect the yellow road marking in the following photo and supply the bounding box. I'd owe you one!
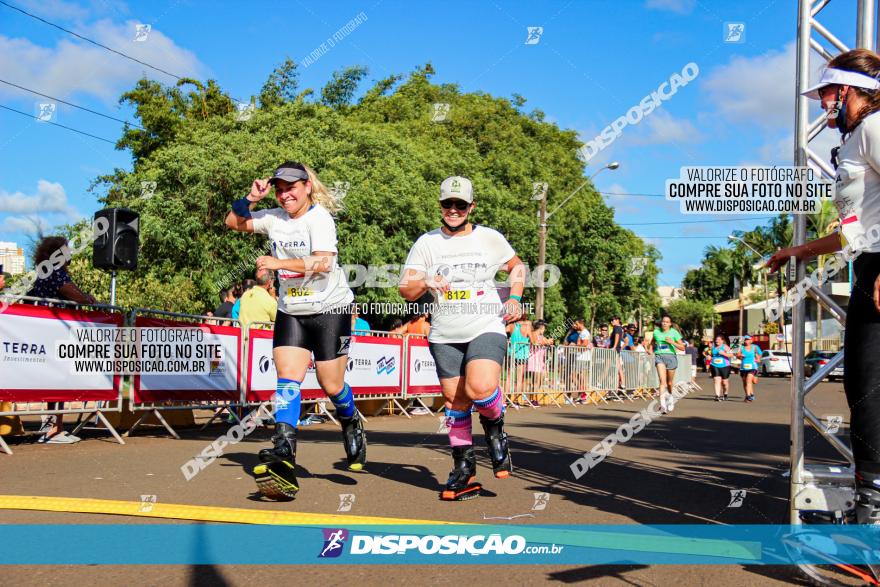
[0,495,461,526]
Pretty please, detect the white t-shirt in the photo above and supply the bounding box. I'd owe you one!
[834,111,880,253]
[403,225,516,344]
[250,204,354,316]
[578,329,591,344]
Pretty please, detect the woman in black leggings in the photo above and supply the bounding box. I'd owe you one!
[769,48,880,524]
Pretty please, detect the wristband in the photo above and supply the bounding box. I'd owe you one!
[510,294,522,302]
[232,196,253,219]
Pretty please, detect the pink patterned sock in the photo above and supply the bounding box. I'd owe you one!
[445,408,473,447]
[474,387,503,420]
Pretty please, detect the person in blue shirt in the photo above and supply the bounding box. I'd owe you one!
[352,308,371,335]
[709,335,733,401]
[737,335,763,402]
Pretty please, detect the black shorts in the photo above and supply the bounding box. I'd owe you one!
[710,365,731,379]
[429,333,507,379]
[740,369,757,378]
[273,307,352,362]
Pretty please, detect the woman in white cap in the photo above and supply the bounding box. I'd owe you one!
[399,176,526,501]
[225,161,364,500]
[768,49,880,524]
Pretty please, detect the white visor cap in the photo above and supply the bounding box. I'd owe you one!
[802,67,880,100]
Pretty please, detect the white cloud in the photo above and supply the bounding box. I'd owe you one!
[702,42,797,128]
[0,215,51,235]
[0,19,205,104]
[646,0,695,14]
[628,110,705,146]
[0,180,81,239]
[702,42,828,130]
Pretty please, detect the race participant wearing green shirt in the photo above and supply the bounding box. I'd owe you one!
[650,315,685,413]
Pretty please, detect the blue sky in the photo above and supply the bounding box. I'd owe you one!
[0,0,854,288]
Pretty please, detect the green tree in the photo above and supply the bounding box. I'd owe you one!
[78,63,659,326]
[259,58,299,108]
[665,298,718,341]
[321,66,369,108]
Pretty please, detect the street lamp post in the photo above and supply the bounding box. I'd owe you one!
[535,162,619,320]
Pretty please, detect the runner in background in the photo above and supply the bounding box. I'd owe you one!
[737,335,762,402]
[650,315,685,413]
[710,335,733,401]
[400,176,526,501]
[225,161,365,499]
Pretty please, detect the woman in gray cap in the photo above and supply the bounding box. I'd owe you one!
[225,161,364,500]
[399,176,526,501]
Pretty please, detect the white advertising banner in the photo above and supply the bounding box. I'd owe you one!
[407,342,440,390]
[0,308,118,399]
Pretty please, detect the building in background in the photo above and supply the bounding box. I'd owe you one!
[657,286,683,307]
[0,242,25,275]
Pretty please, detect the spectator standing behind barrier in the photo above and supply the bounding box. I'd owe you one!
[352,308,371,335]
[231,281,254,320]
[505,316,531,401]
[623,323,636,350]
[388,317,407,335]
[406,312,431,336]
[609,317,626,390]
[568,318,592,403]
[527,320,551,393]
[213,288,235,321]
[26,236,97,444]
[593,324,611,349]
[239,270,278,329]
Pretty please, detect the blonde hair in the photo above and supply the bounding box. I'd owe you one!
[302,164,344,215]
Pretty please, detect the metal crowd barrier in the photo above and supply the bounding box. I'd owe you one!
[500,344,699,409]
[0,295,130,452]
[126,307,245,439]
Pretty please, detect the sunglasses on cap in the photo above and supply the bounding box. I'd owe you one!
[440,200,470,211]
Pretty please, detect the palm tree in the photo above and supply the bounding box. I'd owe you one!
[807,201,840,341]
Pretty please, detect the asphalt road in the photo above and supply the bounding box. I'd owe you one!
[0,372,854,585]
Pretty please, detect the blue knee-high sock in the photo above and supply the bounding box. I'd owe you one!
[328,382,356,419]
[273,378,302,426]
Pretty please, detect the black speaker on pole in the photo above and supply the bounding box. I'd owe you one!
[93,208,139,270]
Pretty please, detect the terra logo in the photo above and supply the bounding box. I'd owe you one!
[319,528,348,558]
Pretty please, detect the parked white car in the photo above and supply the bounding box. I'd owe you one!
[760,350,793,377]
[729,345,741,372]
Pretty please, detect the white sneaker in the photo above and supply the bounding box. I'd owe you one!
[667,397,676,412]
[659,392,668,412]
[39,431,81,444]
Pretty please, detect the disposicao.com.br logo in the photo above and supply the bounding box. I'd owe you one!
[318,530,564,557]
